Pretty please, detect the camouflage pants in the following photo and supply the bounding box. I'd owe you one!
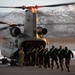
[19,57,24,67]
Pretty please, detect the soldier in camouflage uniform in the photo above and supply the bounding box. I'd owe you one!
[18,47,25,67]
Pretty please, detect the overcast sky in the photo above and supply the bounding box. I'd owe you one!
[0,0,75,12]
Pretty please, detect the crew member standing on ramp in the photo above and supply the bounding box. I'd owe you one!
[18,47,25,67]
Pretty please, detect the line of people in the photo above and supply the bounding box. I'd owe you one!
[18,45,74,72]
[49,45,74,72]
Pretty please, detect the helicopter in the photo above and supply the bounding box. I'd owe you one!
[0,2,75,65]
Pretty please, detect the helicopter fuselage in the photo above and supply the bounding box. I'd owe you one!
[1,10,47,65]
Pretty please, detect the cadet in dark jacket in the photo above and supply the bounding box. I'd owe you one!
[57,46,65,71]
[64,47,74,72]
[26,48,31,65]
[38,46,44,68]
[43,48,50,68]
[31,48,36,65]
[50,46,59,69]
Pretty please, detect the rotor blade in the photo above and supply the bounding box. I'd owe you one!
[12,24,24,26]
[37,23,75,25]
[0,2,75,10]
[0,37,11,40]
[0,21,24,26]
[0,6,22,9]
[0,26,8,30]
[0,21,14,26]
[0,24,24,31]
[0,21,8,24]
[39,2,75,7]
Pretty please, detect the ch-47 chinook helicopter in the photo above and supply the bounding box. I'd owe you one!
[0,2,75,65]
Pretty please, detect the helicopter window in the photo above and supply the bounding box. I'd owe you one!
[15,44,18,48]
[9,42,12,46]
[27,19,30,22]
[9,42,14,47]
[15,39,18,43]
[15,39,18,48]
